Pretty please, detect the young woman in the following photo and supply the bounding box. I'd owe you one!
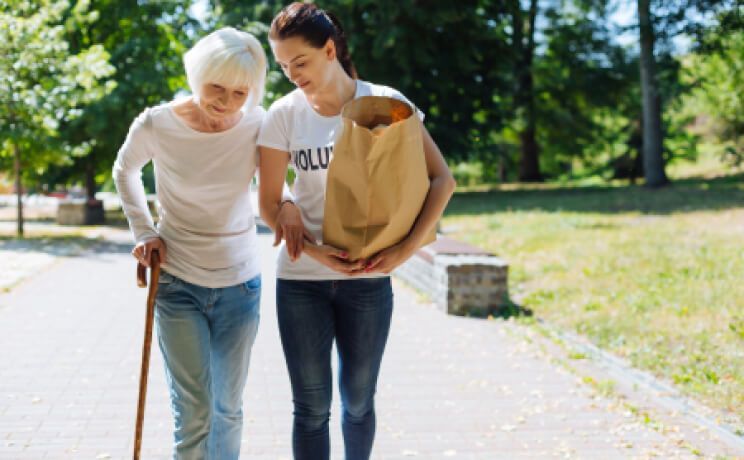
[257,4,456,459]
[113,28,267,459]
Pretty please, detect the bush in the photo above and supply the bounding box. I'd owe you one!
[450,161,484,187]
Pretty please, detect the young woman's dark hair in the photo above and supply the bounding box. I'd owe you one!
[269,2,358,79]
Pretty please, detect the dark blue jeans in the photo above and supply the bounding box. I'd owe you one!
[276,277,394,460]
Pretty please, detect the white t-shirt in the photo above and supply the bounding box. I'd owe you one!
[113,102,264,288]
[257,80,424,280]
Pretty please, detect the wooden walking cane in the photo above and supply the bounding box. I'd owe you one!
[133,250,161,460]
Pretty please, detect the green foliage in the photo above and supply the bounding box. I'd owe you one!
[3,0,741,190]
[450,161,485,187]
[679,29,743,165]
[534,5,638,179]
[0,0,115,174]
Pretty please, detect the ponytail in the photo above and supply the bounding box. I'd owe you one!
[324,11,357,79]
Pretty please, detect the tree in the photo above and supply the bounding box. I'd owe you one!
[634,0,737,187]
[0,0,115,237]
[637,0,668,186]
[534,2,640,180]
[508,0,541,182]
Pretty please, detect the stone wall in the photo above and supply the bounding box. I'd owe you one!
[394,237,509,317]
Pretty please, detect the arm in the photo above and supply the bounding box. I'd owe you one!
[258,146,364,273]
[258,146,312,260]
[365,124,456,273]
[112,111,167,266]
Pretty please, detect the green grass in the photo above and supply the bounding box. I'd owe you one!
[442,171,744,428]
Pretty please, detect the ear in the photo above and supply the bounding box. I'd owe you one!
[324,38,336,61]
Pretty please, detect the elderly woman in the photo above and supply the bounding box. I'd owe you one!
[113,27,267,459]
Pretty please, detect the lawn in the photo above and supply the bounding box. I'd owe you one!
[441,171,744,430]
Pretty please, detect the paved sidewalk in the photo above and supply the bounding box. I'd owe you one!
[0,232,742,459]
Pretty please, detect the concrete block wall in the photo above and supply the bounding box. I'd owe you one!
[395,247,509,317]
[434,254,509,316]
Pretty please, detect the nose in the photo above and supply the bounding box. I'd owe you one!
[288,68,300,84]
[215,95,232,110]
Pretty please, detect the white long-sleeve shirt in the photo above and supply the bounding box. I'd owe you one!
[112,102,265,288]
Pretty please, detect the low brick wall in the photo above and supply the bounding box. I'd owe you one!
[394,237,509,317]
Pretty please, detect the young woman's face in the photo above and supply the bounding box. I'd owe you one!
[270,36,335,95]
[198,83,249,119]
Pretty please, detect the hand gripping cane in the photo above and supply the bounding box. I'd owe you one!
[133,250,160,460]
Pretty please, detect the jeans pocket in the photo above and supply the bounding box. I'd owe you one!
[239,275,261,296]
[157,270,179,294]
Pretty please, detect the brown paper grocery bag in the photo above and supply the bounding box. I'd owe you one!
[322,96,436,261]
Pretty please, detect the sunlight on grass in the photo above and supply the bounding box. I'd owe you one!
[442,172,744,427]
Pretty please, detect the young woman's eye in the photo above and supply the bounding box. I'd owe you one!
[296,62,305,68]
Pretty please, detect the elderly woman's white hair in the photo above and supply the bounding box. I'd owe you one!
[183,27,267,108]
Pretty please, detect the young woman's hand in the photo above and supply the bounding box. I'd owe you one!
[132,237,167,267]
[274,202,316,261]
[362,240,415,275]
[303,242,366,275]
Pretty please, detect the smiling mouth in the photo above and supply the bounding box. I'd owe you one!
[298,81,310,89]
[211,105,226,113]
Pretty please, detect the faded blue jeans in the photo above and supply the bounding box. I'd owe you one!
[155,270,261,460]
[276,277,394,460]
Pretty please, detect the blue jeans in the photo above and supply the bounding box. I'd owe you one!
[276,277,394,460]
[155,271,261,460]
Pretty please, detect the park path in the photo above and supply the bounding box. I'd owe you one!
[0,228,742,459]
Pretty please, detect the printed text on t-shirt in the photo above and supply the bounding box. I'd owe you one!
[292,146,332,171]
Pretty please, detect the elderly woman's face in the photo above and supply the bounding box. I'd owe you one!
[199,83,249,118]
[271,36,335,95]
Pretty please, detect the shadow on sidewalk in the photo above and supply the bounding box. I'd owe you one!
[494,298,533,319]
[453,296,533,320]
[0,235,132,257]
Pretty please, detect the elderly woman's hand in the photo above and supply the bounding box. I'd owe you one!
[275,201,315,261]
[132,237,167,267]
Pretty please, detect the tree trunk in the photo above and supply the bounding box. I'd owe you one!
[638,0,669,187]
[14,144,24,238]
[514,0,542,182]
[519,127,541,182]
[85,158,96,200]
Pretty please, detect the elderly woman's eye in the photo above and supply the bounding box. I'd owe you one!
[235,91,246,96]
[211,84,224,90]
